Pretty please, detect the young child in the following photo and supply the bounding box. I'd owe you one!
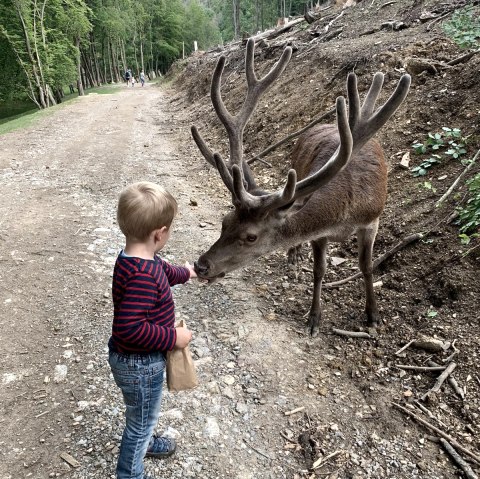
[109,181,196,479]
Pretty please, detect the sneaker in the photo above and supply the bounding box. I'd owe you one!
[145,435,176,459]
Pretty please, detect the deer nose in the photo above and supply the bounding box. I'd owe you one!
[194,260,210,277]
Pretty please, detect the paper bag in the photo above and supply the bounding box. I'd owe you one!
[166,319,198,392]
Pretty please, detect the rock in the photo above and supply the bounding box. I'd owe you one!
[54,365,68,383]
[204,417,220,437]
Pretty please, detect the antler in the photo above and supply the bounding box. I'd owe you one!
[227,71,411,211]
[192,38,292,188]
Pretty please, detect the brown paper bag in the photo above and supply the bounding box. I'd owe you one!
[166,319,198,392]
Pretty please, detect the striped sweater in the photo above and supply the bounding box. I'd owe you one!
[108,252,190,354]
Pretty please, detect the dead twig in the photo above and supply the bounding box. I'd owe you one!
[285,406,305,416]
[440,438,479,479]
[378,0,397,9]
[332,328,372,339]
[312,450,344,469]
[247,108,336,165]
[436,148,480,207]
[447,49,480,66]
[428,360,465,400]
[396,365,446,372]
[392,402,480,466]
[421,362,457,401]
[414,400,449,429]
[394,339,415,356]
[243,438,272,459]
[324,233,423,288]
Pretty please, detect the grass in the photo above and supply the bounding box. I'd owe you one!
[0,83,123,135]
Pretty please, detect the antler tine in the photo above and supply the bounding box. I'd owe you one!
[213,153,235,194]
[293,96,353,200]
[209,39,292,169]
[191,125,216,167]
[348,72,411,149]
[232,165,297,212]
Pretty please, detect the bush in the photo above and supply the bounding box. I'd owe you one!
[411,128,467,177]
[458,173,480,236]
[443,6,480,49]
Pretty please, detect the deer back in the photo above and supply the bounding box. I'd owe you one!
[290,124,388,232]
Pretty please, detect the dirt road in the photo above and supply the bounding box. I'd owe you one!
[0,84,466,479]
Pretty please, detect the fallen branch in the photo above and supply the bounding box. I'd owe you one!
[436,148,480,207]
[440,438,479,479]
[392,402,480,466]
[312,450,344,469]
[447,49,480,66]
[394,339,414,356]
[428,360,465,400]
[285,406,305,416]
[325,10,344,33]
[247,108,336,164]
[324,233,423,288]
[396,365,446,372]
[378,0,397,9]
[421,362,457,401]
[332,328,372,339]
[414,400,449,429]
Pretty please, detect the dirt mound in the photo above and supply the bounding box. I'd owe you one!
[168,0,480,474]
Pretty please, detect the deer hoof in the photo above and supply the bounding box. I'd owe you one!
[306,317,320,337]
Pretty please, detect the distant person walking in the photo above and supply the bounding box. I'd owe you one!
[125,69,131,87]
[131,76,136,87]
[140,71,145,87]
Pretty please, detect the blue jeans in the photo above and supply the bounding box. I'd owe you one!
[109,350,166,479]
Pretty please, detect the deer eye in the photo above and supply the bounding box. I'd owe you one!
[246,234,257,243]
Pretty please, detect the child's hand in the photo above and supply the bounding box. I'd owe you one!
[185,261,197,278]
[175,326,192,349]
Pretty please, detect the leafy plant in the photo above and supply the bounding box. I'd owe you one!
[411,127,467,176]
[457,173,480,236]
[443,6,480,49]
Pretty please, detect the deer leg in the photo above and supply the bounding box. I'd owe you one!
[287,244,304,265]
[307,238,328,337]
[357,222,380,327]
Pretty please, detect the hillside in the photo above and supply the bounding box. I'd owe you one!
[168,0,480,475]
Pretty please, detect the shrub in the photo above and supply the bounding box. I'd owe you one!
[443,6,480,49]
[457,173,480,236]
[411,128,467,177]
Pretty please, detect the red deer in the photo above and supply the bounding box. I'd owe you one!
[192,39,410,336]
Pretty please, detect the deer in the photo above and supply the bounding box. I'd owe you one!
[191,39,411,336]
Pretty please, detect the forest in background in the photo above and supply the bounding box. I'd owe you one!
[0,0,310,110]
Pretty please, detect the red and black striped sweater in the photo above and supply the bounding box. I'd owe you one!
[108,252,190,354]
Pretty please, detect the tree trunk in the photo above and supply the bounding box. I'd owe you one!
[233,0,241,39]
[76,37,85,96]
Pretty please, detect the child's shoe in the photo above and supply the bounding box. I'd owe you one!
[145,435,176,459]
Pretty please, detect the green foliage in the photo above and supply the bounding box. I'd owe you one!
[443,6,480,49]
[457,173,480,235]
[411,127,467,177]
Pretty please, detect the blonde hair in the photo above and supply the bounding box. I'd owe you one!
[117,182,178,241]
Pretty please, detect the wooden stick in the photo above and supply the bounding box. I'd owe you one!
[324,233,423,288]
[421,362,457,401]
[414,400,449,429]
[285,406,305,416]
[428,360,465,400]
[436,148,480,207]
[392,402,480,466]
[396,365,446,372]
[332,328,372,339]
[440,439,479,479]
[247,108,336,164]
[394,339,414,356]
[312,450,343,469]
[447,49,480,66]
